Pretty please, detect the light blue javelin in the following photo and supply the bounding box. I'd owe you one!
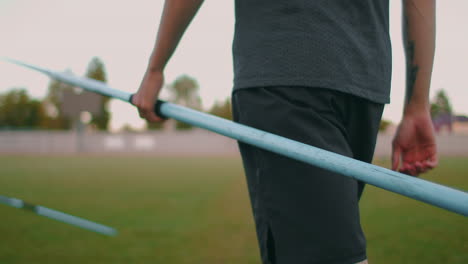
[3,58,468,217]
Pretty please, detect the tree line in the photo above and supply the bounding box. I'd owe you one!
[0,58,232,131]
[0,57,109,130]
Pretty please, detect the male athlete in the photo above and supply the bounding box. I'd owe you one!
[132,1,437,263]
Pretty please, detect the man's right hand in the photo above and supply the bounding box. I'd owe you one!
[132,71,165,123]
[132,0,204,123]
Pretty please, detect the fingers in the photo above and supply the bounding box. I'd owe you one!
[399,163,428,176]
[399,155,438,177]
[399,163,418,176]
[424,154,439,169]
[138,106,164,123]
[140,110,164,123]
[391,146,401,171]
[133,95,165,123]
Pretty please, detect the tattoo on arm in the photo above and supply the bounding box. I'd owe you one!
[403,12,419,105]
[405,42,419,104]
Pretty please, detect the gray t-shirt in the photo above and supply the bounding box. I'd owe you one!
[233,0,392,104]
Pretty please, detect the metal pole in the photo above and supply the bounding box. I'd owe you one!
[0,195,117,236]
[4,58,468,217]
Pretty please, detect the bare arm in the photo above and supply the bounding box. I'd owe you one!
[147,0,204,73]
[392,0,437,176]
[133,0,204,122]
[402,0,436,110]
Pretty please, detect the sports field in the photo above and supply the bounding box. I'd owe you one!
[0,156,467,263]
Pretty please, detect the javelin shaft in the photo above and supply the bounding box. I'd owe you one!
[0,195,117,236]
[5,59,468,216]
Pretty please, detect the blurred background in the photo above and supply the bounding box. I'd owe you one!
[0,0,467,263]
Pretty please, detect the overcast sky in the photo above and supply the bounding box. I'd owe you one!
[1,0,467,131]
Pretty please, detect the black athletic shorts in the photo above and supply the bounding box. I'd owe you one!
[232,86,384,264]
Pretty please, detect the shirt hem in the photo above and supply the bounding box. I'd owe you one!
[233,78,390,104]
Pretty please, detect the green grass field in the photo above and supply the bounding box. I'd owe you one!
[0,156,466,263]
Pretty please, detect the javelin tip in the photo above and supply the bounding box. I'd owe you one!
[1,57,52,75]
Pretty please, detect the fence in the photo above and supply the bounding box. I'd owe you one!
[0,129,237,155]
[0,129,467,156]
